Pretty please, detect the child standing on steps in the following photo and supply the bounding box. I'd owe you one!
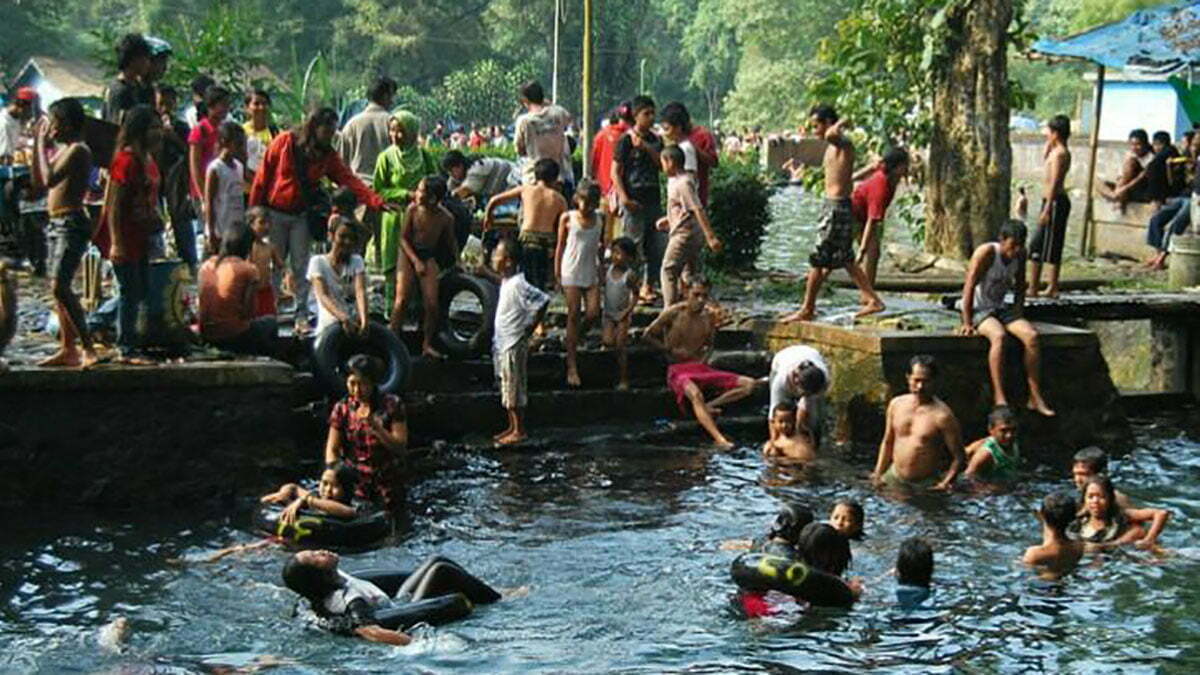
[603,237,639,390]
[555,179,605,387]
[490,237,550,445]
[658,145,722,307]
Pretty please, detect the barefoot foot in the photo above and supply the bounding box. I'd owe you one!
[493,428,515,442]
[566,369,581,388]
[1028,398,1056,417]
[616,380,630,392]
[496,432,527,446]
[712,436,735,450]
[854,300,885,319]
[39,349,81,368]
[780,309,814,323]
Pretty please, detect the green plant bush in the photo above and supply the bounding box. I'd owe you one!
[703,153,771,273]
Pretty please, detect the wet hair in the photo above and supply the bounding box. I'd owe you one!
[1082,475,1121,524]
[1047,115,1071,141]
[660,102,692,133]
[611,236,636,259]
[244,88,271,106]
[295,107,340,156]
[882,146,910,171]
[218,222,254,262]
[1041,491,1078,535]
[441,149,470,172]
[908,354,937,377]
[767,502,814,545]
[662,145,685,168]
[789,362,827,397]
[329,461,359,502]
[48,98,86,138]
[772,401,797,416]
[896,537,934,587]
[1153,130,1172,146]
[115,34,151,70]
[631,95,656,114]
[282,554,340,616]
[998,219,1028,245]
[797,522,852,577]
[831,499,865,540]
[520,80,545,105]
[988,405,1017,428]
[204,85,231,110]
[533,158,560,184]
[1129,129,1149,145]
[809,104,839,124]
[155,84,178,100]
[114,104,160,160]
[574,178,600,211]
[1072,446,1107,475]
[346,353,385,386]
[421,174,448,204]
[218,120,244,145]
[368,75,398,105]
[331,186,358,213]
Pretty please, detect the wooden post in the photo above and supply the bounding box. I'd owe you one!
[581,0,593,179]
[1081,64,1105,258]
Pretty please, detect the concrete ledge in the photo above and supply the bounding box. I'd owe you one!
[753,319,1095,356]
[1093,200,1156,260]
[0,359,296,392]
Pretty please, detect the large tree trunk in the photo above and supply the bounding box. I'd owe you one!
[925,0,1012,259]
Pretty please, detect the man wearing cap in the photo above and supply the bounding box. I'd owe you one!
[768,344,831,446]
[0,88,36,161]
[102,34,153,124]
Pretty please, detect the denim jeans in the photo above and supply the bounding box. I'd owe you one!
[1147,196,1190,252]
[113,259,150,355]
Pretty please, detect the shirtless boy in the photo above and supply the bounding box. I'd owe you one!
[642,279,757,449]
[958,220,1055,416]
[1028,115,1072,298]
[871,355,964,491]
[762,402,817,462]
[31,98,97,368]
[783,104,884,322]
[484,158,567,292]
[391,175,458,358]
[1023,491,1084,580]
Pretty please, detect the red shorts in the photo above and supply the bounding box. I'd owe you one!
[667,361,743,413]
[738,591,779,618]
[253,284,277,317]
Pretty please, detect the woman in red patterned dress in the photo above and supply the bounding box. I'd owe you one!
[323,354,408,510]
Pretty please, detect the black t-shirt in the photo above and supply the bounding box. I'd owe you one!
[102,77,153,124]
[1143,147,1175,201]
[614,130,663,195]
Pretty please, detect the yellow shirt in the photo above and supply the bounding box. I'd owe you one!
[243,121,276,173]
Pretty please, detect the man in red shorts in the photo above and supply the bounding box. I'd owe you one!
[642,278,759,448]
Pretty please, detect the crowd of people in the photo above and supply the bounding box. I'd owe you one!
[0,31,1181,647]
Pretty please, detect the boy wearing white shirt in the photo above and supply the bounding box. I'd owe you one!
[489,237,550,445]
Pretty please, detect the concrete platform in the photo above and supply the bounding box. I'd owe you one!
[1093,200,1157,261]
[761,319,1127,456]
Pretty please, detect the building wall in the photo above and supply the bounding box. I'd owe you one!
[1095,81,1189,142]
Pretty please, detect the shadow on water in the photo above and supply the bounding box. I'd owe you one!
[2,417,1200,669]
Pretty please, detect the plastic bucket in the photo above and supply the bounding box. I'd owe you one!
[1168,233,1200,290]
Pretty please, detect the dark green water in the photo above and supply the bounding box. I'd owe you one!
[2,408,1198,673]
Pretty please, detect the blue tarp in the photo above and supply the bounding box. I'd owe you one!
[1032,1,1200,73]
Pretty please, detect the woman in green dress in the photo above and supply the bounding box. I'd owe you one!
[373,110,437,311]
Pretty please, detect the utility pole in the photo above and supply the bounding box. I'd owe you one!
[582,0,593,178]
[552,0,561,103]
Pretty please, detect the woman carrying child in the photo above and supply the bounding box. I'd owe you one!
[554,179,605,387]
[324,354,408,511]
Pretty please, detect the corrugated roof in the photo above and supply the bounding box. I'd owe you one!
[12,56,106,98]
[1032,1,1200,74]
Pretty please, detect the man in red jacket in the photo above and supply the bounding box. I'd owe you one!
[250,107,397,335]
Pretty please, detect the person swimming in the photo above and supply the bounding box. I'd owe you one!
[1024,491,1084,580]
[720,502,813,558]
[796,522,854,579]
[829,499,864,541]
[282,550,500,645]
[895,537,934,609]
[1069,475,1170,552]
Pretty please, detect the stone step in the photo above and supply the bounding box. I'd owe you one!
[405,383,769,441]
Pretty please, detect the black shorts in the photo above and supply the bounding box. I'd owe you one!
[46,210,91,289]
[1029,195,1071,265]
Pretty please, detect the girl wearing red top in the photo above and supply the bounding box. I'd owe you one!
[248,108,395,336]
[101,105,163,362]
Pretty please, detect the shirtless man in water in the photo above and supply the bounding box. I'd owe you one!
[643,279,758,448]
[783,104,884,323]
[871,355,963,491]
[30,98,97,368]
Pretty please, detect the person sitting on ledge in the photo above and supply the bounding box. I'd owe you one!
[198,223,277,357]
[642,278,758,449]
[957,219,1055,416]
[871,355,963,492]
[1099,128,1165,210]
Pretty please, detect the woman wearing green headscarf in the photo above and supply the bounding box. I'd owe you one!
[374,110,437,310]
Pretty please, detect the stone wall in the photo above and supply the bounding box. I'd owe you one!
[0,361,303,508]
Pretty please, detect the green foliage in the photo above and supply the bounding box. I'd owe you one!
[440,60,538,125]
[1068,0,1174,32]
[703,153,771,271]
[155,2,270,93]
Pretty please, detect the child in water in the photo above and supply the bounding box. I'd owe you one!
[762,402,817,462]
[720,502,814,558]
[554,178,605,387]
[1024,491,1084,580]
[965,406,1021,484]
[829,500,864,540]
[602,236,639,390]
[895,537,933,609]
[1071,475,1170,552]
[261,461,363,527]
[1070,447,1131,509]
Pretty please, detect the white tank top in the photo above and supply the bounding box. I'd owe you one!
[973,243,1019,313]
[559,212,603,288]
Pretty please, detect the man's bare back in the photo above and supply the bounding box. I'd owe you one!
[46,142,92,214]
[822,122,855,199]
[520,184,567,235]
[878,393,962,485]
